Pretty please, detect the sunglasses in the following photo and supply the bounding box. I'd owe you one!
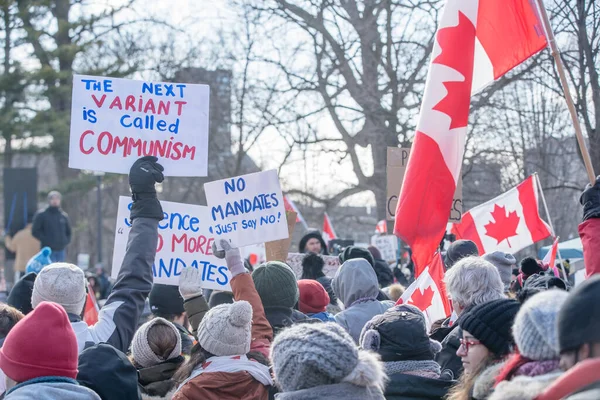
[459,338,482,353]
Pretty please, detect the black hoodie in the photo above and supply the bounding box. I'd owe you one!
[299,231,329,255]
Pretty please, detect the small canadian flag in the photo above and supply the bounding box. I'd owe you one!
[84,282,99,326]
[543,236,560,277]
[322,212,337,243]
[451,176,551,254]
[376,220,388,234]
[398,252,451,330]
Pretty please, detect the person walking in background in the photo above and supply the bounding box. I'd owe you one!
[5,221,40,282]
[32,191,71,263]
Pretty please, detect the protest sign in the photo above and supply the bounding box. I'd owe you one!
[204,170,288,247]
[69,75,210,176]
[387,147,462,222]
[286,253,340,279]
[111,196,230,290]
[370,234,399,263]
[265,211,297,262]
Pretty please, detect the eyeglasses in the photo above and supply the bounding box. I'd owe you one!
[459,338,482,353]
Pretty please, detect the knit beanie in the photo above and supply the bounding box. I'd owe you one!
[339,246,375,268]
[444,240,479,269]
[25,247,53,275]
[208,291,234,308]
[484,251,516,291]
[31,263,87,315]
[0,301,78,383]
[460,298,521,357]
[149,284,185,316]
[252,261,299,309]
[198,300,252,356]
[7,272,36,315]
[298,279,330,314]
[271,322,385,393]
[131,317,182,368]
[512,290,568,361]
[360,305,441,361]
[558,275,600,353]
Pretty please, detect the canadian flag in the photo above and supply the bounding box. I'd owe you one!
[322,212,337,243]
[376,220,388,234]
[543,236,560,277]
[283,195,309,231]
[398,253,452,330]
[394,0,547,273]
[84,282,99,326]
[452,176,551,254]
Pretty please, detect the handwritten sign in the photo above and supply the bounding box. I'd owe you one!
[111,197,230,290]
[204,170,288,247]
[285,253,340,279]
[370,235,399,263]
[69,75,210,176]
[387,147,462,222]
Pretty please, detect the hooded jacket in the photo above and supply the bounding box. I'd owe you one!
[32,206,71,251]
[298,231,329,255]
[333,259,394,342]
[5,377,101,400]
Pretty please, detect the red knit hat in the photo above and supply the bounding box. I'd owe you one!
[298,279,330,314]
[0,301,78,383]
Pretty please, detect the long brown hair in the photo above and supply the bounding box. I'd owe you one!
[445,355,498,400]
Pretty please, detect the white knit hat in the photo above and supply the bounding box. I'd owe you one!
[198,301,252,356]
[31,263,87,315]
[131,317,181,368]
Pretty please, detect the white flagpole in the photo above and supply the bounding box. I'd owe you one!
[534,173,568,280]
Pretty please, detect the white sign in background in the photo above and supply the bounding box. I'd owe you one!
[111,197,231,290]
[69,74,210,176]
[204,170,289,248]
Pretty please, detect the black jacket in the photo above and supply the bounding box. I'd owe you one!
[32,206,72,251]
[431,311,473,381]
[265,307,320,336]
[138,356,184,398]
[385,372,454,400]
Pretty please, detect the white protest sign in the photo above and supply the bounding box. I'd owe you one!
[370,234,399,263]
[111,196,231,290]
[69,75,210,176]
[285,253,340,279]
[204,170,288,247]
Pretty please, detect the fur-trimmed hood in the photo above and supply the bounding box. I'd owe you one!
[472,362,505,400]
[489,371,562,400]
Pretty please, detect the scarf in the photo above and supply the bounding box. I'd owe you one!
[515,359,561,378]
[384,359,441,379]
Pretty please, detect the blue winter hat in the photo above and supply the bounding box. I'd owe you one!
[26,247,53,275]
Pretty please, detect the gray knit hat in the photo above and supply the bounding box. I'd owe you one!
[512,289,568,360]
[484,251,516,291]
[131,317,181,368]
[252,261,299,309]
[271,322,385,393]
[31,263,86,315]
[198,300,252,356]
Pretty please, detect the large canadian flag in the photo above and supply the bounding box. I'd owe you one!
[398,253,452,329]
[322,212,337,243]
[394,0,547,273]
[451,176,551,254]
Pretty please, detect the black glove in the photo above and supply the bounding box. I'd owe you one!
[580,176,600,222]
[129,156,164,221]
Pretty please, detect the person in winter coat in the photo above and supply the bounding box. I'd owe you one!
[297,279,336,322]
[30,156,164,354]
[432,256,505,380]
[537,275,600,400]
[510,256,545,293]
[300,252,339,307]
[149,284,195,355]
[172,239,273,399]
[252,260,317,336]
[446,299,520,400]
[489,290,568,400]
[360,305,454,400]
[339,246,394,294]
[578,176,600,277]
[443,240,479,270]
[483,251,516,293]
[332,258,394,343]
[298,231,329,255]
[5,222,40,280]
[77,343,142,400]
[271,322,387,400]
[515,272,567,304]
[32,191,71,262]
[368,245,395,288]
[0,301,101,399]
[130,318,185,399]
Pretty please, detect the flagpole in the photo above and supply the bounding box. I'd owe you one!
[534,0,596,185]
[534,173,568,280]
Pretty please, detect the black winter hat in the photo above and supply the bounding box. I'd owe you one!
[460,298,520,357]
[339,246,375,268]
[517,273,567,303]
[298,231,329,255]
[558,275,600,353]
[7,272,36,315]
[149,284,185,316]
[444,240,479,269]
[360,305,439,362]
[78,343,142,400]
[520,257,544,277]
[208,291,234,308]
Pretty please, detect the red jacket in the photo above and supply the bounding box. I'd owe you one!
[536,358,600,400]
[579,219,600,278]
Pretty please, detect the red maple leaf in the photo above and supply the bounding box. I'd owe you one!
[432,11,476,130]
[484,205,520,247]
[408,286,435,311]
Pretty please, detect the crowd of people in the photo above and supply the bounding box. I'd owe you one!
[0,156,598,400]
